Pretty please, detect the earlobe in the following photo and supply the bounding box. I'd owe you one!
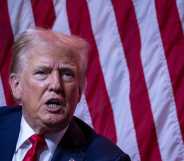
[9,73,22,102]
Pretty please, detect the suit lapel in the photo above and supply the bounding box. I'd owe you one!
[0,107,21,161]
[51,147,86,161]
[51,117,88,161]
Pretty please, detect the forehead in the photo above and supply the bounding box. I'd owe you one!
[24,45,80,67]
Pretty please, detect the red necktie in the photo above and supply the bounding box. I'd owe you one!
[23,134,46,161]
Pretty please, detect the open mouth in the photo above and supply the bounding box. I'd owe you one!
[45,98,65,112]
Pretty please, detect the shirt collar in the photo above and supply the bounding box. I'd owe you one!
[15,115,67,153]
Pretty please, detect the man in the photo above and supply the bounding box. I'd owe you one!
[0,28,131,161]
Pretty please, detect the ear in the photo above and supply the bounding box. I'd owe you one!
[9,73,22,102]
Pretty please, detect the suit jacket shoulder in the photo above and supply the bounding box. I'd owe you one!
[52,117,131,161]
[0,106,22,161]
[75,117,131,161]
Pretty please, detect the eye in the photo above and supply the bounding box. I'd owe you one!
[34,69,49,80]
[61,68,75,81]
[35,70,46,75]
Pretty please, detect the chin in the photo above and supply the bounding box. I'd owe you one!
[42,116,69,130]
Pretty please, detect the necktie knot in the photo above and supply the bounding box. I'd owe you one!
[23,134,46,161]
[29,134,46,148]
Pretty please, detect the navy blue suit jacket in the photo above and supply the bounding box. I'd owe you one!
[0,106,131,161]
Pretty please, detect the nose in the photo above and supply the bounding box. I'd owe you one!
[49,71,63,94]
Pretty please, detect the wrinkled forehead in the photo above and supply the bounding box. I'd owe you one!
[34,42,79,58]
[23,40,80,63]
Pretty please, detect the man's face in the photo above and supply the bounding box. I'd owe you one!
[11,46,81,133]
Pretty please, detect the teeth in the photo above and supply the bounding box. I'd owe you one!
[47,104,61,109]
[47,99,60,104]
[46,99,66,109]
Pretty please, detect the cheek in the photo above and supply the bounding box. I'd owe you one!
[21,78,46,104]
[67,86,80,106]
[24,76,46,92]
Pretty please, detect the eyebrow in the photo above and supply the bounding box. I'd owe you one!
[34,64,77,70]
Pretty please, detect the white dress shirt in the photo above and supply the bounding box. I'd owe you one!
[12,116,67,161]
